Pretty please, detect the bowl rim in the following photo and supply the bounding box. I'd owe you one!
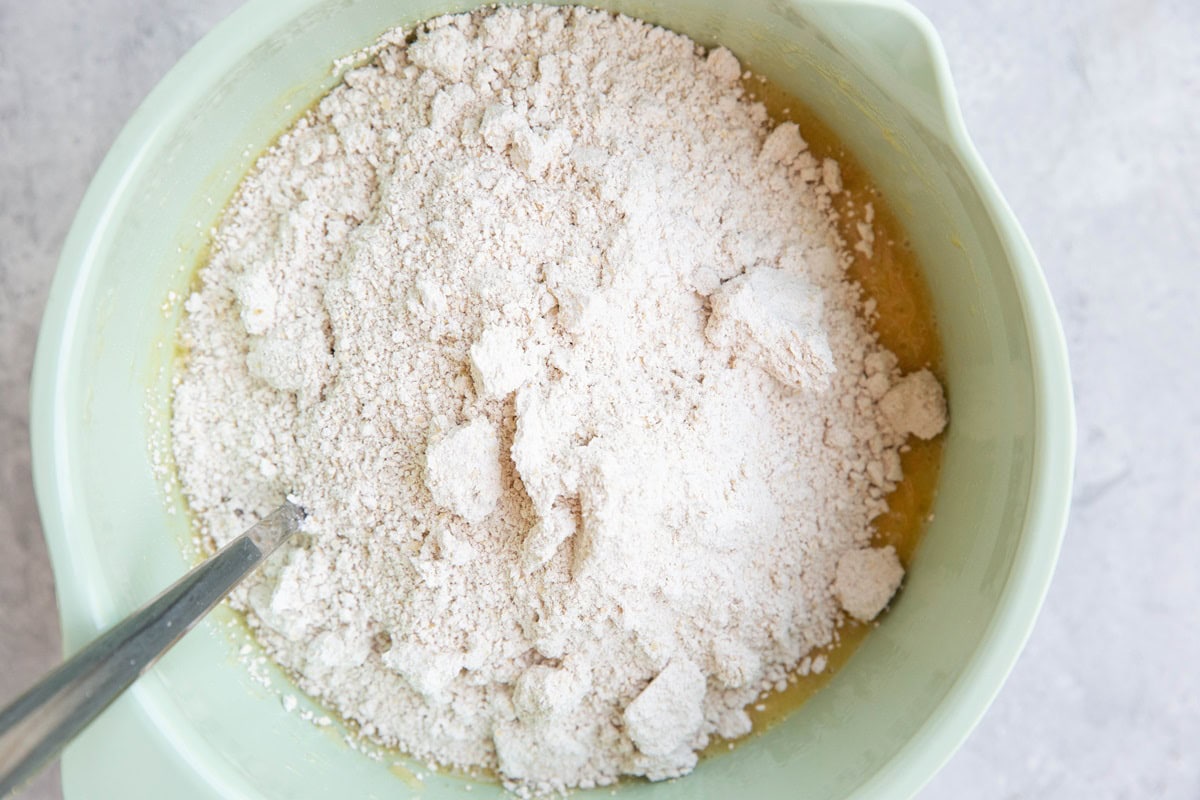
[30,0,1075,797]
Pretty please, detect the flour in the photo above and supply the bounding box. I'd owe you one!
[424,418,504,524]
[622,658,707,759]
[833,546,906,622]
[171,6,948,795]
[880,369,949,440]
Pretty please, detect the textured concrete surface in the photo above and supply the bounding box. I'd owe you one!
[1,1,1196,798]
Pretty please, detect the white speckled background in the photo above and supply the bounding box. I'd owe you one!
[1,1,1196,798]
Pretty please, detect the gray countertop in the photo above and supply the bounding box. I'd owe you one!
[1,1,1196,797]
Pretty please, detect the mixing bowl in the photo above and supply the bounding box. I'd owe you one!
[30,0,1074,797]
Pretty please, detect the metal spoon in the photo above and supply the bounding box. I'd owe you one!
[0,501,304,796]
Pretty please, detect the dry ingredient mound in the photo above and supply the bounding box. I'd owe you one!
[171,5,947,795]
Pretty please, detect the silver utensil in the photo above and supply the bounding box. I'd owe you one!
[0,501,304,796]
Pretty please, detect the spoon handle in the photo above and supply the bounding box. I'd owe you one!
[0,501,302,797]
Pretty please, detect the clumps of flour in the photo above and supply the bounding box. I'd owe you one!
[424,419,504,524]
[171,6,947,796]
[834,546,906,622]
[880,369,949,440]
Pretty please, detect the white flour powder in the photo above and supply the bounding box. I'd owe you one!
[172,6,947,794]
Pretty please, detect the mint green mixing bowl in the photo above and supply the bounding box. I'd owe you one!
[30,0,1074,797]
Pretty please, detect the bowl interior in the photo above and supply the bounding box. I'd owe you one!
[32,0,1070,798]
